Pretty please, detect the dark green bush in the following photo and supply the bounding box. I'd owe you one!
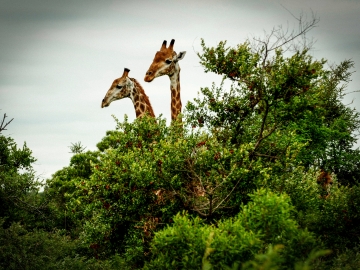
[145,189,319,269]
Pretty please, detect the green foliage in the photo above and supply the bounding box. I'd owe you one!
[68,141,87,154]
[0,134,45,229]
[240,245,286,270]
[269,167,360,257]
[146,189,319,269]
[43,33,360,267]
[0,219,78,270]
[307,184,360,250]
[144,212,212,269]
[186,39,360,186]
[68,114,304,264]
[0,218,128,270]
[45,150,101,236]
[3,19,360,269]
[323,247,360,270]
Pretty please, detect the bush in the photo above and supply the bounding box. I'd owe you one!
[145,189,319,269]
[0,219,81,270]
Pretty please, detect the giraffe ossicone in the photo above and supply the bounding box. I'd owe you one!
[101,68,155,118]
[144,39,186,121]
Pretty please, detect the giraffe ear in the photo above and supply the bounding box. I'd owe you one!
[177,51,186,61]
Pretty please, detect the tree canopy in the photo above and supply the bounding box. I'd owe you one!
[1,17,360,269]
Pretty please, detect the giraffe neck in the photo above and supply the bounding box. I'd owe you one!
[130,78,155,118]
[169,68,181,121]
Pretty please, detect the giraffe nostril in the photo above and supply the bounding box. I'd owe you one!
[102,99,105,103]
[147,71,152,76]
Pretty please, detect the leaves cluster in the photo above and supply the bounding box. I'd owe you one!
[0,134,42,228]
[145,189,318,269]
[64,116,260,259]
[186,38,360,186]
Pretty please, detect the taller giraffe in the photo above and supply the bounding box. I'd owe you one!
[144,39,186,121]
[102,68,155,118]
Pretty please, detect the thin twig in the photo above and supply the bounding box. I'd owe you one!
[0,113,14,133]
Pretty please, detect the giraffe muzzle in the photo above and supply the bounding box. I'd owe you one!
[101,99,109,108]
[144,71,155,82]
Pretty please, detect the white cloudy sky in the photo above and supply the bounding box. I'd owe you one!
[1,0,360,180]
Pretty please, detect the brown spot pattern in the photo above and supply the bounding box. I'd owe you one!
[145,40,183,122]
[131,78,155,118]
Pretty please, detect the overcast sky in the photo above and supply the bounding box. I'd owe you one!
[1,0,360,181]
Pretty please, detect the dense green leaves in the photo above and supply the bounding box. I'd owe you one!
[186,39,360,187]
[0,135,42,228]
[2,22,360,269]
[145,189,318,269]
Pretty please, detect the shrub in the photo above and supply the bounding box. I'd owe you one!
[146,189,319,269]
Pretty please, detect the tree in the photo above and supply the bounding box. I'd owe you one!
[185,14,360,186]
[38,14,360,269]
[0,114,43,228]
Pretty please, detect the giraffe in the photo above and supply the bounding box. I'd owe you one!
[101,68,155,118]
[144,39,186,121]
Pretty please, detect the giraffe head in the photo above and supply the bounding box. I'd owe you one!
[101,68,134,108]
[144,39,186,82]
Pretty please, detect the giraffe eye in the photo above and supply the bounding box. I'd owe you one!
[165,59,172,64]
[116,85,122,89]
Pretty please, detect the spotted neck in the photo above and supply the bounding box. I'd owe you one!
[169,67,182,122]
[130,78,155,118]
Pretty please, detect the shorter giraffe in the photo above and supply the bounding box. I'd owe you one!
[101,68,155,118]
[144,39,186,121]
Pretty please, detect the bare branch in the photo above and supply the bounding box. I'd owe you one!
[0,113,14,133]
[213,176,242,213]
[185,157,207,195]
[344,90,360,95]
[253,101,271,152]
[250,10,319,63]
